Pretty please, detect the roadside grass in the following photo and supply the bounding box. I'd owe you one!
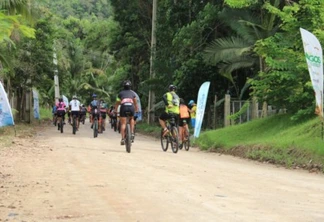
[40,107,52,120]
[136,122,161,138]
[194,114,324,171]
[0,124,36,148]
[0,107,51,149]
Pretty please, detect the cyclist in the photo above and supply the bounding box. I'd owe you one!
[79,104,87,123]
[115,80,138,145]
[99,100,108,131]
[179,98,190,148]
[89,94,100,129]
[108,105,117,129]
[188,100,197,128]
[69,95,81,130]
[55,98,66,124]
[159,84,180,137]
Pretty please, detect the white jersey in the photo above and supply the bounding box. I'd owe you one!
[70,99,81,111]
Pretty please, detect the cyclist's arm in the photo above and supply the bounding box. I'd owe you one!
[133,96,138,113]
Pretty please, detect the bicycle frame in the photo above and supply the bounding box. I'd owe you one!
[161,114,179,153]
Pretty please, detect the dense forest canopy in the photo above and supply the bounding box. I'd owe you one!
[0,0,324,123]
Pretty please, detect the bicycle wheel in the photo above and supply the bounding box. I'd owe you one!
[160,128,169,152]
[72,116,76,135]
[60,118,63,133]
[184,128,190,151]
[170,126,179,153]
[93,119,98,138]
[113,120,117,132]
[57,117,60,131]
[125,123,131,153]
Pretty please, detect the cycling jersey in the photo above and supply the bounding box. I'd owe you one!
[90,100,99,109]
[163,91,180,114]
[190,105,197,118]
[180,104,190,118]
[69,99,81,111]
[56,102,66,111]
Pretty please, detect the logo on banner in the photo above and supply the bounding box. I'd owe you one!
[305,53,321,66]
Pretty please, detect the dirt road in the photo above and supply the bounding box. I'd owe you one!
[1,121,324,222]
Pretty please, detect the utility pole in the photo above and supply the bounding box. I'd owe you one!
[148,0,157,124]
[53,47,60,103]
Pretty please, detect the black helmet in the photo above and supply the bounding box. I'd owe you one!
[123,80,132,89]
[123,80,131,87]
[169,84,176,91]
[59,98,63,102]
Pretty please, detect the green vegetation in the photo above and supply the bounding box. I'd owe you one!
[40,107,53,120]
[194,115,324,171]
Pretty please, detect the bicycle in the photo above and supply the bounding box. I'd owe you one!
[161,113,179,153]
[124,111,133,153]
[98,115,103,133]
[180,120,190,151]
[79,113,86,125]
[111,116,117,132]
[56,113,64,133]
[93,109,99,138]
[72,113,77,135]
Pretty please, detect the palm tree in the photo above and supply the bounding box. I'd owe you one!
[204,0,281,98]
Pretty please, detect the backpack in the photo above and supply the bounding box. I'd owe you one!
[58,102,64,108]
[162,92,179,106]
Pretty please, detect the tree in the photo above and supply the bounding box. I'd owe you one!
[250,0,324,119]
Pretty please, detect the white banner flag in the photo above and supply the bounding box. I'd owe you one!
[300,28,324,117]
[0,81,14,127]
[33,88,40,119]
[194,81,210,138]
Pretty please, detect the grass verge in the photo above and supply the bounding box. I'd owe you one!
[194,114,324,172]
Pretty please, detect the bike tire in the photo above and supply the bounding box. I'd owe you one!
[94,119,98,138]
[113,120,117,132]
[160,128,169,152]
[72,117,76,135]
[170,126,179,153]
[184,128,190,151]
[125,123,131,153]
[60,118,63,133]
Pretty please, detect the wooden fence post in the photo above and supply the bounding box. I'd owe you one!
[224,94,230,127]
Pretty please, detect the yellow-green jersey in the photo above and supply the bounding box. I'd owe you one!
[163,91,180,114]
[190,105,197,118]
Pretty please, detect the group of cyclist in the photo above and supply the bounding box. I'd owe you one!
[51,80,139,144]
[52,80,196,149]
[159,84,196,149]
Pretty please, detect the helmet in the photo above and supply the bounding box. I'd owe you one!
[123,80,131,87]
[92,94,97,98]
[59,98,63,102]
[169,84,176,91]
[72,95,77,99]
[188,100,195,105]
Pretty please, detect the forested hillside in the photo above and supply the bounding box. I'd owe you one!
[0,0,323,123]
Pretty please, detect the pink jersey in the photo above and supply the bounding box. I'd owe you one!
[56,102,66,111]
